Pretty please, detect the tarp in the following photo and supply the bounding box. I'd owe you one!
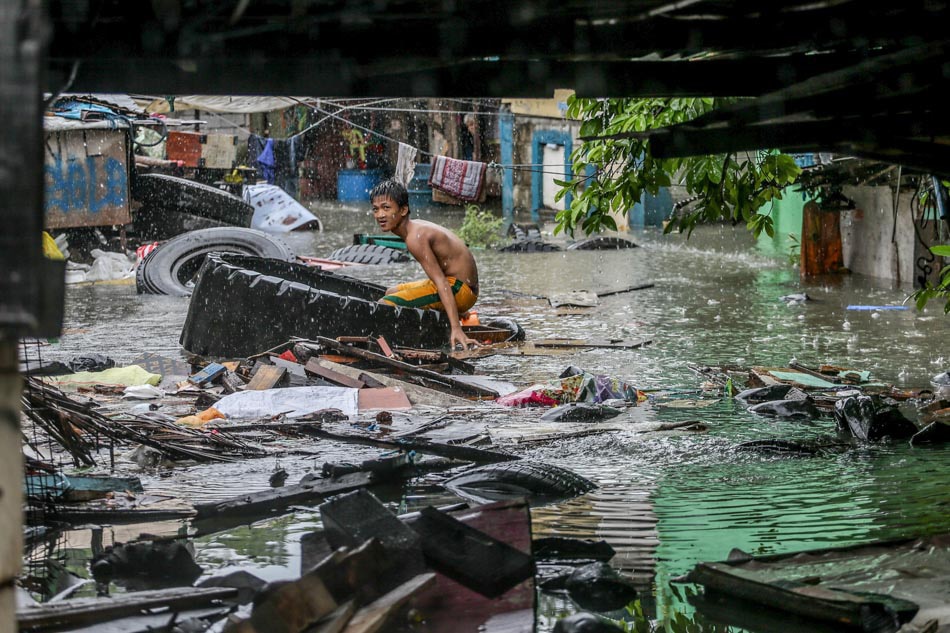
[244,184,322,232]
[145,96,301,114]
[214,386,358,419]
[48,365,162,388]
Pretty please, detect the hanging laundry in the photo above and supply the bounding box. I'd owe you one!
[394,142,418,187]
[256,138,276,184]
[428,155,487,202]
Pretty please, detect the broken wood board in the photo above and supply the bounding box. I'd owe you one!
[246,365,287,390]
[343,573,436,633]
[533,338,652,350]
[312,337,499,398]
[548,290,600,308]
[305,358,471,408]
[193,471,378,521]
[358,387,412,411]
[17,586,236,631]
[683,534,950,632]
[306,359,366,388]
[300,500,534,633]
[298,427,516,464]
[556,306,597,316]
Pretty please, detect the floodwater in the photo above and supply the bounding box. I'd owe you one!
[29,201,950,631]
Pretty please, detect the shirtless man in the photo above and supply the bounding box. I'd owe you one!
[372,180,481,349]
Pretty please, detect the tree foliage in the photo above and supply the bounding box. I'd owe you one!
[911,245,950,313]
[554,96,802,239]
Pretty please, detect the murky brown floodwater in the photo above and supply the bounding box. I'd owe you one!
[31,201,950,631]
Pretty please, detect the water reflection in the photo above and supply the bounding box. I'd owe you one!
[42,202,950,630]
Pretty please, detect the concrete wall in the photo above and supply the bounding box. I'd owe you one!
[840,185,918,286]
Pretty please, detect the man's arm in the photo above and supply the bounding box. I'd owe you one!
[411,236,480,349]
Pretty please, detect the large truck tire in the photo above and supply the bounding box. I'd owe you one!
[136,228,295,296]
[180,254,450,358]
[132,174,254,226]
[133,207,232,241]
[497,239,562,253]
[327,243,411,265]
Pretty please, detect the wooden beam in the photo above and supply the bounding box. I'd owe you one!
[312,338,499,399]
[17,587,237,631]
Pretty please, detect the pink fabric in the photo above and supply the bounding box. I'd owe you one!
[428,155,487,202]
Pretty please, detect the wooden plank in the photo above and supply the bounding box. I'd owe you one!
[246,365,287,390]
[375,336,395,358]
[193,471,377,521]
[533,338,651,350]
[358,387,412,411]
[307,358,471,407]
[310,601,356,633]
[16,587,236,631]
[298,427,517,464]
[315,337,498,398]
[248,571,337,633]
[342,573,436,633]
[305,358,365,389]
[596,283,655,297]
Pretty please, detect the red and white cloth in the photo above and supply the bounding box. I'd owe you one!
[428,155,487,202]
[135,242,160,264]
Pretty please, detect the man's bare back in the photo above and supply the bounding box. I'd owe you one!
[403,220,479,295]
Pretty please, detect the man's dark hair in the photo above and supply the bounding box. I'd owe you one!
[370,179,409,213]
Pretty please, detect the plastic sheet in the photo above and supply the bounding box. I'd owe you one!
[214,386,358,419]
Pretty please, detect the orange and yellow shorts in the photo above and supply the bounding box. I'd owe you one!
[380,277,477,313]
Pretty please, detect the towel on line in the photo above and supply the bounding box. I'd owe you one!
[428,155,487,202]
[395,142,418,187]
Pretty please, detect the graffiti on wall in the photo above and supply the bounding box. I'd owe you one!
[44,129,131,228]
[45,156,127,214]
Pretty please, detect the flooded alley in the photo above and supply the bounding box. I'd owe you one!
[25,202,950,632]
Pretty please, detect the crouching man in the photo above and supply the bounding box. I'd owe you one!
[371,180,481,349]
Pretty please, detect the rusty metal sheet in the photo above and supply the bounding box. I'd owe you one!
[44,128,131,228]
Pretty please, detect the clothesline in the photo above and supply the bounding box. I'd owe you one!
[306,101,575,176]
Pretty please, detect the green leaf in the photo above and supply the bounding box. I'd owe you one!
[931,245,950,257]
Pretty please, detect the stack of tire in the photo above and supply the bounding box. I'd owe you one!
[136,227,296,296]
[179,253,451,358]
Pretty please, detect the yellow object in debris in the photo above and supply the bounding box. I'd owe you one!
[42,232,65,260]
[176,407,225,428]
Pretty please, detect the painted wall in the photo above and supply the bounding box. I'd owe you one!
[43,128,131,229]
[839,185,918,286]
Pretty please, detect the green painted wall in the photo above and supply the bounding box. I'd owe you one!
[756,187,811,261]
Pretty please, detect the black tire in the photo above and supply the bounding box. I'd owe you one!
[132,174,254,226]
[482,316,526,342]
[133,207,233,241]
[180,254,449,358]
[566,236,638,250]
[506,223,542,240]
[328,243,411,264]
[444,461,596,503]
[136,228,296,296]
[497,239,562,253]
